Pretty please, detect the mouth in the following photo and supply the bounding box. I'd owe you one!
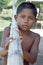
[22,25,29,30]
[22,25,28,28]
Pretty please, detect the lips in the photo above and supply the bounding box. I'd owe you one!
[22,25,28,28]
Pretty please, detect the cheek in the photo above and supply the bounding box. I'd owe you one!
[17,17,24,25]
[28,21,35,27]
[17,19,22,27]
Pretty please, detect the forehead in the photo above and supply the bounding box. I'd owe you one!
[18,9,34,16]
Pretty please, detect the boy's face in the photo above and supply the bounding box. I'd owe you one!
[15,9,37,31]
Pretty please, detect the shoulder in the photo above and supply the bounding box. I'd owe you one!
[30,30,40,43]
[4,26,10,33]
[30,30,40,38]
[1,26,10,46]
[3,26,10,36]
[4,26,10,31]
[34,33,40,44]
[33,32,40,41]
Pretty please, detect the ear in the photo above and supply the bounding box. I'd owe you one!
[14,15,17,21]
[35,18,37,23]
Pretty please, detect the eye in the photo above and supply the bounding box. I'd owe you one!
[20,15,25,18]
[28,17,35,20]
[30,17,33,19]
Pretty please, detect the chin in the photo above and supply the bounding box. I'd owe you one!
[22,28,29,31]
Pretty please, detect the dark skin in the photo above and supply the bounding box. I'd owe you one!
[1,9,40,65]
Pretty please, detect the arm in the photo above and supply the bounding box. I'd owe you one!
[23,34,40,64]
[1,27,10,65]
[1,27,10,48]
[1,27,16,49]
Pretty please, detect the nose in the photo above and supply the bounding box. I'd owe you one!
[24,17,28,23]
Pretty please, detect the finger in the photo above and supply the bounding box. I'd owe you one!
[19,31,23,36]
[20,38,23,43]
[20,36,23,39]
[19,36,23,43]
[9,39,12,42]
[15,29,22,35]
[9,37,16,43]
[15,29,19,33]
[15,29,23,36]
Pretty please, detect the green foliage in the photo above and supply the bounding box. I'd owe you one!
[35,3,43,8]
[15,0,26,7]
[0,0,11,10]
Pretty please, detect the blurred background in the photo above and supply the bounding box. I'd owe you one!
[0,0,43,65]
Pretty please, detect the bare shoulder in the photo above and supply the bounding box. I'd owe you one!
[3,26,10,36]
[4,26,10,32]
[34,32,40,45]
[30,31,40,44]
[2,26,10,38]
[33,32,40,41]
[1,26,10,47]
[1,26,10,43]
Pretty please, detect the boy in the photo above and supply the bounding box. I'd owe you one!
[1,2,40,65]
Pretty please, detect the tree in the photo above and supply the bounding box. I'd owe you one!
[0,0,11,11]
[15,0,26,7]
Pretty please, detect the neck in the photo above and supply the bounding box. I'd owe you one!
[18,27,30,35]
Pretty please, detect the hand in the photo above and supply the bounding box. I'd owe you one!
[4,29,23,49]
[19,31,23,43]
[0,49,8,57]
[4,37,15,49]
[16,29,23,43]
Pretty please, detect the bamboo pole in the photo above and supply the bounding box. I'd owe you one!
[7,0,23,65]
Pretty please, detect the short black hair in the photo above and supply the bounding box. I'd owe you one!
[16,2,37,17]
